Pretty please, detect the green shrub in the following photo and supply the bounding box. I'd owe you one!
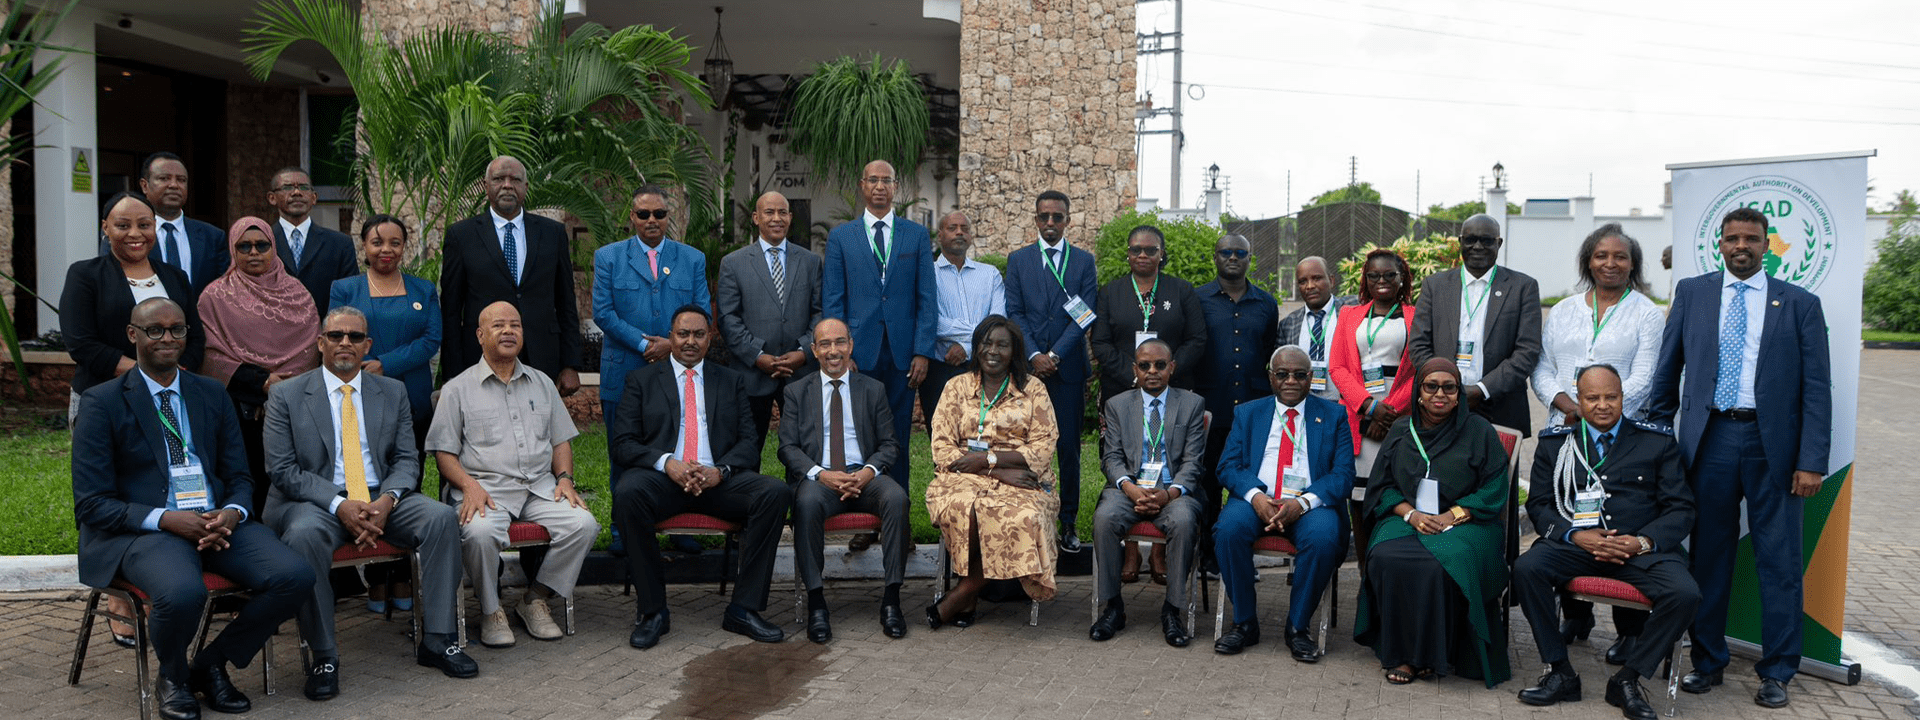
[1093,209,1233,287]
[1865,215,1920,333]
[1336,233,1461,304]
[973,253,1008,273]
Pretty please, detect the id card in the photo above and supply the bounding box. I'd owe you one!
[1415,475,1441,514]
[1282,468,1311,496]
[1455,340,1476,372]
[1362,363,1387,395]
[1310,363,1329,393]
[1571,487,1605,528]
[1063,295,1095,329]
[1134,331,1158,349]
[169,463,211,511]
[967,438,990,453]
[1137,461,1165,489]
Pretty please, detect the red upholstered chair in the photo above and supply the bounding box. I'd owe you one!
[1091,520,1203,630]
[792,512,884,621]
[69,572,272,720]
[317,540,422,664]
[652,513,742,595]
[1568,576,1684,718]
[1211,534,1332,658]
[455,521,578,647]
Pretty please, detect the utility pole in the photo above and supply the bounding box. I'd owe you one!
[1348,156,1357,186]
[1135,0,1184,208]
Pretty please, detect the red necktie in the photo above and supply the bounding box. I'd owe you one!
[681,368,700,464]
[1274,408,1299,494]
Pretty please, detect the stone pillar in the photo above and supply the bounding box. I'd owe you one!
[225,86,304,226]
[362,0,543,46]
[957,0,1136,256]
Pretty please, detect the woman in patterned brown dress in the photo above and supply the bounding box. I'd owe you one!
[925,315,1061,627]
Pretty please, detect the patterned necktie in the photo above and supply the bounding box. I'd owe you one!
[871,221,889,282]
[161,224,182,273]
[769,246,787,302]
[340,386,370,503]
[157,389,186,466]
[1146,398,1164,465]
[1714,283,1750,410]
[1308,310,1326,361]
[290,228,305,271]
[503,222,520,285]
[1274,408,1299,491]
[682,368,700,464]
[828,380,845,470]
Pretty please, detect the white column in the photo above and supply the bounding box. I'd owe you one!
[1485,186,1510,265]
[32,14,97,334]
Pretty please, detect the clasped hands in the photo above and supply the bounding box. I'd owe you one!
[1405,507,1467,535]
[337,495,397,548]
[1252,493,1307,532]
[754,351,808,380]
[1571,528,1648,564]
[949,451,1043,491]
[1121,481,1175,517]
[159,508,242,551]
[664,457,724,496]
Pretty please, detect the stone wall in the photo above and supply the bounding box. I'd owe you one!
[958,0,1137,256]
[363,0,543,46]
[224,85,303,225]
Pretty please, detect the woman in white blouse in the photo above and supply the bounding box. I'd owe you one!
[1532,223,1665,426]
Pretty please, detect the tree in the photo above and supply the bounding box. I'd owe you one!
[1882,189,1918,216]
[1302,181,1381,210]
[1864,206,1920,333]
[1425,199,1521,222]
[786,54,930,193]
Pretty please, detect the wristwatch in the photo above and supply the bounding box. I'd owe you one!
[987,451,999,470]
[1636,536,1653,555]
[386,488,406,504]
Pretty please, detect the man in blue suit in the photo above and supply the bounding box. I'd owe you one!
[1003,189,1098,551]
[1213,345,1354,660]
[821,160,936,493]
[593,185,710,554]
[1646,206,1831,709]
[97,152,228,296]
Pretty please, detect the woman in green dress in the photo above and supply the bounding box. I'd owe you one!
[1355,357,1512,687]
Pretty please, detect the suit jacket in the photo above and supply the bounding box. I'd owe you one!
[775,370,900,484]
[1276,296,1357,355]
[72,369,254,589]
[261,367,421,514]
[609,359,760,474]
[60,256,207,394]
[1526,419,1695,569]
[1410,265,1543,436]
[1088,274,1208,391]
[441,212,582,380]
[97,216,229,296]
[1098,387,1208,497]
[592,237,710,405]
[821,216,937,371]
[1644,272,1831,476]
[1003,240,1099,384]
[272,222,360,317]
[717,241,822,398]
[1217,394,1355,513]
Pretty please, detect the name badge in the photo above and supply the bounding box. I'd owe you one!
[1415,475,1441,515]
[1134,331,1158,349]
[1138,461,1165,489]
[1063,295,1095,329]
[1454,340,1476,370]
[1571,487,1605,528]
[1310,363,1329,393]
[1361,363,1387,395]
[967,438,990,453]
[169,463,211,512]
[1282,468,1311,496]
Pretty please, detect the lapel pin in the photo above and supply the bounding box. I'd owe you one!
[663,266,672,276]
[1771,300,1780,306]
[412,301,424,311]
[1495,290,1504,297]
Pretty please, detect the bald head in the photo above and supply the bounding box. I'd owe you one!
[477,301,523,362]
[937,211,972,261]
[1460,213,1503,274]
[859,160,896,214]
[753,191,792,244]
[128,297,188,377]
[486,155,528,218]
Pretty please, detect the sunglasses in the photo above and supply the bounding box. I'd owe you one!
[323,330,370,343]
[1459,235,1500,247]
[131,324,191,340]
[235,241,273,255]
[1035,212,1067,223]
[1421,382,1461,395]
[1216,248,1250,259]
[1127,245,1162,257]
[1134,359,1169,371]
[633,209,670,220]
[1270,369,1312,381]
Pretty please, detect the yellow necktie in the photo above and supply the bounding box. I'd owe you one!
[341,386,369,503]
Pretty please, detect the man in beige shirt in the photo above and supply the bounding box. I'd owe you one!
[427,301,599,648]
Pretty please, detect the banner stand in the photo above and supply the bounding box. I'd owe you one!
[1727,638,1861,685]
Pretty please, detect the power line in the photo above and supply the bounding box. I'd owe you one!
[1488,0,1920,50]
[1199,81,1920,127]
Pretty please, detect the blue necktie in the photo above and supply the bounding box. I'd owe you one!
[503,222,520,285]
[1308,309,1326,361]
[1595,431,1612,461]
[161,224,182,274]
[1713,283,1750,410]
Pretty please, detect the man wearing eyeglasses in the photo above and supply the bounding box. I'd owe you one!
[1196,235,1281,576]
[1213,346,1354,660]
[1410,213,1543,437]
[263,306,476,700]
[267,167,358,316]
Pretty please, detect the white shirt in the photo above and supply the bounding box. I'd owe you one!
[323,370,382,513]
[136,368,247,529]
[653,358,714,469]
[1531,289,1666,425]
[490,207,528,282]
[155,214,194,283]
[1456,267,1494,393]
[1249,399,1321,510]
[806,372,877,481]
[861,208,895,282]
[277,216,312,259]
[1718,271,1767,409]
[1029,236,1071,360]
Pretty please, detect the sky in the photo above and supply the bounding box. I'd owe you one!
[1133,0,1920,219]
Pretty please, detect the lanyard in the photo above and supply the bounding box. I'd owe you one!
[1408,421,1434,475]
[867,220,888,266]
[1132,274,1160,323]
[1588,288,1630,346]
[155,397,186,447]
[1142,397,1167,460]
[1040,241,1068,290]
[1461,267,1496,324]
[1306,310,1327,349]
[1276,406,1303,454]
[976,374,1011,437]
[1578,419,1609,472]
[1363,304,1395,353]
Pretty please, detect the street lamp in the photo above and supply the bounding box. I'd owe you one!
[1492,161,1506,190]
[1206,163,1220,191]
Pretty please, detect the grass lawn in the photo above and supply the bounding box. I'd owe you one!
[1863,329,1920,343]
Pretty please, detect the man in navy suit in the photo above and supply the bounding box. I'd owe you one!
[73,298,314,720]
[1212,345,1354,660]
[1003,189,1098,551]
[1646,206,1831,709]
[97,152,228,296]
[268,167,360,316]
[821,160,936,493]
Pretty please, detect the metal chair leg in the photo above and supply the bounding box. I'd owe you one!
[68,590,103,686]
[1665,636,1685,717]
[132,595,153,720]
[1214,575,1228,641]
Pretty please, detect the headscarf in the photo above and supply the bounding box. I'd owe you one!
[197,217,319,383]
[1366,358,1485,508]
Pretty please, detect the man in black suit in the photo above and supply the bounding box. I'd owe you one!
[73,298,314,720]
[1516,364,1699,720]
[778,318,909,644]
[440,155,583,395]
[611,305,792,649]
[1410,213,1542,436]
[268,167,359,316]
[96,153,228,295]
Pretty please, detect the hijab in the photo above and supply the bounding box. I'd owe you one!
[1367,358,1492,508]
[197,217,320,383]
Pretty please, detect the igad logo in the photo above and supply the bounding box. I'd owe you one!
[1691,175,1839,291]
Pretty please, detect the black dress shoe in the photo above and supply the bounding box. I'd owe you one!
[415,633,479,678]
[189,662,249,714]
[949,610,975,628]
[721,605,785,643]
[629,612,669,650]
[112,630,138,650]
[1161,605,1191,648]
[156,674,201,720]
[1606,634,1637,665]
[880,604,907,639]
[1680,668,1722,694]
[1214,620,1260,655]
[924,602,945,630]
[1754,678,1790,708]
[303,656,339,701]
[1560,613,1596,644]
[1607,675,1658,720]
[1285,628,1321,663]
[1518,668,1583,706]
[1059,531,1082,553]
[807,608,832,644]
[1088,600,1126,642]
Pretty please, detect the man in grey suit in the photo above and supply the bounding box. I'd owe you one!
[1091,338,1208,647]
[777,318,910,644]
[1276,255,1354,404]
[263,307,475,701]
[718,190,823,451]
[1410,213,1543,436]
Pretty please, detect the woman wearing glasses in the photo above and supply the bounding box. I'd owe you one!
[199,216,321,509]
[1329,248,1418,476]
[1354,358,1512,688]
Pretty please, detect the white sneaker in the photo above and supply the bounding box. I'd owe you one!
[480,608,516,648]
[517,594,563,641]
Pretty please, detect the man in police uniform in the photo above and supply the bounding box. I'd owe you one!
[1514,364,1700,720]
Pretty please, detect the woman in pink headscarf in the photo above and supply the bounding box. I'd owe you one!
[198,216,321,508]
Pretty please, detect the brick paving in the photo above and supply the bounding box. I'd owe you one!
[4,349,1916,720]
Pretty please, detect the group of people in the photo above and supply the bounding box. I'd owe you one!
[67,149,1831,720]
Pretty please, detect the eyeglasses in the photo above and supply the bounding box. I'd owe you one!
[1134,360,1169,371]
[323,330,370,344]
[235,241,272,255]
[1270,369,1312,381]
[862,176,897,186]
[1459,235,1500,247]
[131,324,190,340]
[1216,248,1250,259]
[1421,381,1461,395]
[1364,271,1401,282]
[273,183,314,194]
[632,209,669,220]
[1126,245,1162,257]
[1035,212,1066,223]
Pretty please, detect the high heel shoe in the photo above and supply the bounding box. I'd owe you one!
[1559,614,1596,644]
[925,602,945,630]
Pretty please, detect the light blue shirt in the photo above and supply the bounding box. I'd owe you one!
[490,207,528,283]
[137,368,248,530]
[156,214,194,284]
[322,370,382,513]
[1717,271,1766,409]
[805,371,878,481]
[933,254,1005,360]
[1117,388,1183,497]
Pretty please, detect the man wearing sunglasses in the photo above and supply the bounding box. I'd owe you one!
[1410,213,1542,438]
[1197,235,1280,577]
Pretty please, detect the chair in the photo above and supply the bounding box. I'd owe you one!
[790,512,885,621]
[69,572,273,720]
[650,512,742,595]
[1490,424,1523,628]
[933,533,1041,626]
[1092,520,1202,631]
[311,541,421,666]
[1211,534,1333,658]
[456,521,578,647]
[1568,576,1684,717]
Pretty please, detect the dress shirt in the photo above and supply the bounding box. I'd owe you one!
[861,208,896,282]
[136,368,248,530]
[1249,399,1320,509]
[1531,290,1665,425]
[805,372,877,481]
[277,216,312,257]
[758,237,806,352]
[934,254,1006,360]
[155,214,194,283]
[425,360,580,498]
[1718,271,1766,409]
[654,357,714,469]
[1029,236,1073,360]
[490,207,528,283]
[322,370,381,513]
[1457,267,1494,395]
[1196,281,1278,417]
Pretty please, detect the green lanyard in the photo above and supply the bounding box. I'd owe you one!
[975,375,1011,438]
[1588,288,1630,346]
[1307,310,1328,349]
[1040,241,1068,290]
[1132,274,1160,324]
[1407,421,1434,475]
[867,220,889,268]
[1276,405,1303,453]
[1461,267,1497,322]
[1363,303,1395,353]
[1579,419,1609,471]
[154,392,190,459]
